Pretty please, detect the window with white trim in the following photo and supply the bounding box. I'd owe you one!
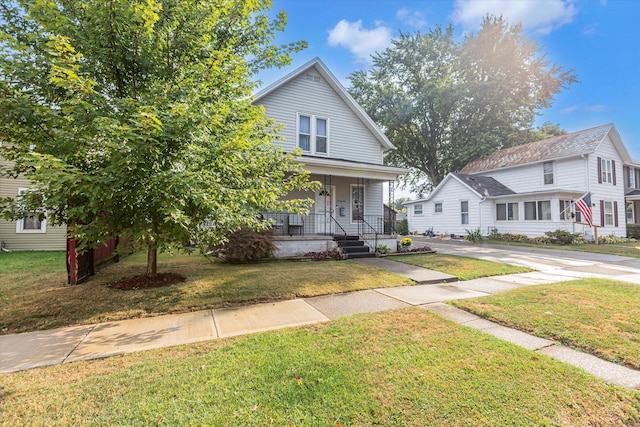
[16,188,47,233]
[543,161,554,185]
[601,158,613,184]
[627,202,634,223]
[559,200,581,222]
[460,201,469,225]
[496,202,519,221]
[524,200,551,221]
[434,202,443,214]
[298,114,329,155]
[414,204,423,215]
[628,167,637,188]
[603,201,614,226]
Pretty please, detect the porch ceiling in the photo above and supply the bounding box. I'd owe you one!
[297,156,408,181]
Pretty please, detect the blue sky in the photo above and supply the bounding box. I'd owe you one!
[259,0,640,163]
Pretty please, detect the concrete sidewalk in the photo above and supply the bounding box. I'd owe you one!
[2,258,639,390]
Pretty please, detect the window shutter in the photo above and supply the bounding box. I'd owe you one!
[614,201,618,227]
[600,200,605,227]
[612,160,617,185]
[597,157,602,184]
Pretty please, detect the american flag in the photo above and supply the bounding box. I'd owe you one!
[574,193,593,227]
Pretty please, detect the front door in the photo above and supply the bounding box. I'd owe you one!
[315,185,336,234]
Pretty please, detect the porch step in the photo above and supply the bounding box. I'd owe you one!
[333,235,376,259]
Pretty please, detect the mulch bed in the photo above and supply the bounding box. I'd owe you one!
[108,273,186,291]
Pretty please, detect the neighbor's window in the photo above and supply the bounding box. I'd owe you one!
[434,202,443,213]
[601,158,613,184]
[604,201,614,226]
[496,202,518,221]
[351,184,365,222]
[543,161,554,185]
[627,202,634,223]
[414,204,423,215]
[524,200,551,221]
[460,201,469,225]
[628,167,637,188]
[15,188,46,233]
[298,114,329,155]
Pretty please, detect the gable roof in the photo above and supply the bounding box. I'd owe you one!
[403,172,516,205]
[253,57,395,151]
[460,123,631,174]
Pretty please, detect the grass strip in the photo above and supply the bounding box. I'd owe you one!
[451,278,640,369]
[387,253,533,280]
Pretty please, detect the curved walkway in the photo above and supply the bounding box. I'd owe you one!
[2,254,639,390]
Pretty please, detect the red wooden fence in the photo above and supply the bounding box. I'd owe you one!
[66,237,124,285]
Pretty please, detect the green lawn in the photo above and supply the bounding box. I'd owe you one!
[451,279,640,369]
[387,253,533,280]
[3,309,638,426]
[0,251,413,333]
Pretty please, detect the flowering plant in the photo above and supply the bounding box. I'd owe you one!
[400,237,412,248]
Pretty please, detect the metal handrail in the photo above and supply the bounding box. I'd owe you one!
[330,214,347,239]
[357,215,379,252]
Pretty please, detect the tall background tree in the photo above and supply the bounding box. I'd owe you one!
[349,16,577,193]
[0,0,316,275]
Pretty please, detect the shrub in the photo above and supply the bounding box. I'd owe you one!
[375,244,391,254]
[544,230,581,245]
[599,234,636,244]
[214,228,276,263]
[304,248,346,260]
[400,237,412,248]
[464,228,483,243]
[489,232,529,242]
[397,219,409,235]
[627,224,640,239]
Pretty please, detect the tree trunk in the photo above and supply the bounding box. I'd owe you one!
[147,242,157,276]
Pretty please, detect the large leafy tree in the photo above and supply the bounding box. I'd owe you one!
[349,17,577,192]
[0,0,316,275]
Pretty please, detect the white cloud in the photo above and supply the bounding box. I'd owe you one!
[396,8,428,29]
[584,104,608,112]
[559,104,608,114]
[451,0,578,35]
[327,19,393,64]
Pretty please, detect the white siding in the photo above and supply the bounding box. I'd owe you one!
[589,135,627,236]
[407,178,482,236]
[256,71,385,164]
[476,156,588,194]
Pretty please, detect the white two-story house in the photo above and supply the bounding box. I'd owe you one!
[405,123,639,239]
[254,58,408,256]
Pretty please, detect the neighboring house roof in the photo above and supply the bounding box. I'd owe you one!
[253,57,396,151]
[451,173,516,197]
[460,123,632,173]
[403,172,515,205]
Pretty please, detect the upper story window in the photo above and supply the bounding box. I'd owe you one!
[434,202,443,214]
[600,158,613,184]
[298,114,328,155]
[627,167,637,188]
[414,204,423,215]
[543,161,554,185]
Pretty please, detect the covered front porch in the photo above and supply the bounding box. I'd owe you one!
[263,156,407,257]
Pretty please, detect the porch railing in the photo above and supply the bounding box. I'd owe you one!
[262,212,340,236]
